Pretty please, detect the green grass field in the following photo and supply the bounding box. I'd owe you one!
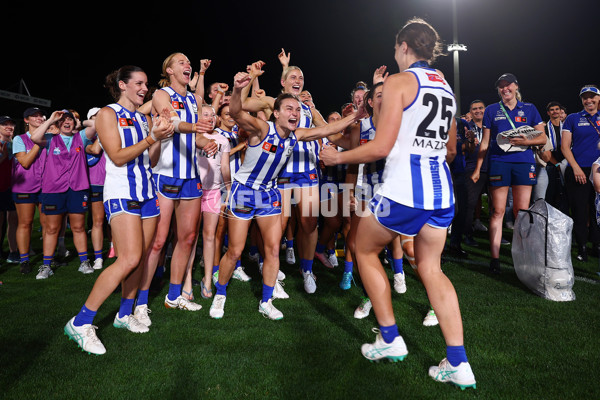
[1,213,599,400]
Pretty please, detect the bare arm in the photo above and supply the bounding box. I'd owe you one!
[230,72,270,144]
[96,107,173,168]
[320,73,412,165]
[470,128,490,183]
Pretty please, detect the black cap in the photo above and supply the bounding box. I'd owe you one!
[23,107,46,118]
[0,115,16,124]
[59,109,76,121]
[495,73,518,87]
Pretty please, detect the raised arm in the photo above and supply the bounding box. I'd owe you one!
[30,110,64,147]
[230,72,270,143]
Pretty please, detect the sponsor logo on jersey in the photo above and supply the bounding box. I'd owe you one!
[172,101,185,110]
[119,118,134,127]
[262,142,278,153]
[426,73,445,84]
[515,116,527,123]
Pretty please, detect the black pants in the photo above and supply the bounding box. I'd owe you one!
[564,166,600,247]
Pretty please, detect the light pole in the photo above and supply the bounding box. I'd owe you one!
[448,0,467,115]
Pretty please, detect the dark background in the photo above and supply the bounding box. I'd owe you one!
[2,0,598,133]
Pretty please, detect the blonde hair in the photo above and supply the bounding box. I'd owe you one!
[158,52,184,88]
[281,66,303,82]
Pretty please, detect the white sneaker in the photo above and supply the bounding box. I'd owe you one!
[258,299,283,320]
[259,263,286,281]
[134,305,152,327]
[93,258,103,270]
[286,247,296,265]
[423,309,439,326]
[78,260,94,274]
[113,313,149,333]
[328,252,339,268]
[164,295,202,311]
[273,280,289,299]
[473,219,488,232]
[36,265,54,280]
[361,328,408,362]
[428,358,477,390]
[393,272,407,294]
[354,297,372,319]
[302,270,317,294]
[210,294,226,319]
[64,317,106,355]
[232,266,251,282]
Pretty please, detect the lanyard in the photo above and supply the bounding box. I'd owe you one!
[584,114,600,137]
[498,102,517,130]
[409,60,430,69]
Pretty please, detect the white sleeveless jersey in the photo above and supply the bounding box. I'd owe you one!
[234,121,297,191]
[281,102,318,175]
[153,87,199,179]
[378,67,456,210]
[103,103,155,201]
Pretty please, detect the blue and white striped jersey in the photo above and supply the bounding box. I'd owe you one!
[359,116,385,186]
[216,126,242,174]
[103,103,155,201]
[153,86,199,179]
[378,67,456,210]
[234,121,297,191]
[281,102,318,175]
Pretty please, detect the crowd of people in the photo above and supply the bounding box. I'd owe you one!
[2,17,600,391]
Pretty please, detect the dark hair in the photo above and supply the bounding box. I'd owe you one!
[273,93,300,111]
[546,101,563,111]
[470,99,485,107]
[270,93,301,122]
[396,17,445,63]
[217,102,229,117]
[364,82,384,116]
[104,65,145,101]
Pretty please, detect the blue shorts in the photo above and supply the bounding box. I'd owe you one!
[227,181,281,220]
[90,185,104,203]
[278,169,319,189]
[13,191,41,205]
[488,161,537,187]
[369,194,455,236]
[154,174,202,200]
[104,198,160,223]
[41,189,89,215]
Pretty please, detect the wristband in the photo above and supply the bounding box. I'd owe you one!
[200,71,205,76]
[150,127,158,141]
[170,116,182,133]
[145,136,156,146]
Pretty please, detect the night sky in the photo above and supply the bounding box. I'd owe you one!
[2,0,598,132]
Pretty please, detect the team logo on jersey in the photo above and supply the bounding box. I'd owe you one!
[426,73,445,84]
[53,147,61,155]
[273,201,281,208]
[75,147,81,152]
[309,173,317,181]
[172,101,185,110]
[262,142,278,153]
[119,118,134,127]
[596,120,600,126]
[515,116,527,123]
